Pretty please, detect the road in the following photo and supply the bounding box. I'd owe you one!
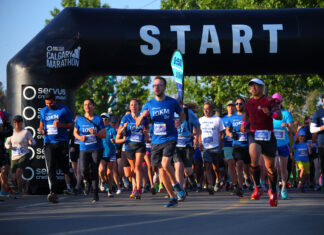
[1,189,324,235]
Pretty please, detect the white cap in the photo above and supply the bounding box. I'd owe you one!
[248,78,264,86]
[100,112,110,118]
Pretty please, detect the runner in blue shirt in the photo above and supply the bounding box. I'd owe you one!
[116,99,149,200]
[136,76,186,207]
[74,99,106,203]
[272,93,294,199]
[39,92,74,203]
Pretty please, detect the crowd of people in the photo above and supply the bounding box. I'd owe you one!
[0,77,323,208]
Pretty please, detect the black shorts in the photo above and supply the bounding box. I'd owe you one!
[125,142,146,160]
[121,151,130,167]
[45,142,69,174]
[70,145,80,162]
[233,146,251,164]
[151,141,177,167]
[248,132,277,158]
[173,146,194,168]
[0,153,10,167]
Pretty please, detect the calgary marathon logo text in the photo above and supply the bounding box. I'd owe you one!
[46,46,81,68]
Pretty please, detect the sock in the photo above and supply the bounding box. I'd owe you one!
[67,184,71,190]
[250,165,261,187]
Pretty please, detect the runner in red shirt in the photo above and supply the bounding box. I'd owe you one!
[240,78,282,207]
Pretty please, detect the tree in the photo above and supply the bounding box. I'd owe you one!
[0,82,6,110]
[161,0,324,118]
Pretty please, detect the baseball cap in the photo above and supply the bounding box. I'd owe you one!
[248,78,265,86]
[226,100,234,106]
[100,112,110,119]
[13,115,23,122]
[110,115,119,123]
[297,128,306,136]
[272,93,282,102]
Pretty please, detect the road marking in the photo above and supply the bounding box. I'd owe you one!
[50,198,249,235]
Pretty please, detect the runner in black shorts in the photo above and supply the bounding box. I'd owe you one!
[241,78,282,207]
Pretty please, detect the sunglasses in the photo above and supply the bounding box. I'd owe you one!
[102,118,109,121]
[235,102,244,105]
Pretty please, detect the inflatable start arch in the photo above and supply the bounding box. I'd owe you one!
[7,7,324,193]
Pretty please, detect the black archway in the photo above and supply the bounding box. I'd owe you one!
[7,7,324,193]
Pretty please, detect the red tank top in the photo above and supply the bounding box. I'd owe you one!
[245,96,276,131]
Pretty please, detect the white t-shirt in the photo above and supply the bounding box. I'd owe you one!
[199,115,225,149]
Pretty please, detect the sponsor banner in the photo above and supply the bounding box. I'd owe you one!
[21,85,70,193]
[171,50,184,103]
[46,39,81,69]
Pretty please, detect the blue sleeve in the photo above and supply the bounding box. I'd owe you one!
[174,100,182,114]
[113,128,117,139]
[74,117,80,129]
[286,111,293,124]
[40,108,45,123]
[141,102,150,115]
[120,115,127,127]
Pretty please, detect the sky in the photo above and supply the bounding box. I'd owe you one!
[0,0,161,90]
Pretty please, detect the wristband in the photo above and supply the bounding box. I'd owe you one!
[241,121,247,126]
[271,112,278,119]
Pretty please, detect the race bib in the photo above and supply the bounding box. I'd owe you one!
[299,149,308,157]
[238,132,248,142]
[254,130,271,141]
[177,136,187,147]
[274,130,285,140]
[130,132,143,142]
[47,124,58,135]
[85,135,97,145]
[203,136,213,144]
[154,123,167,135]
[146,143,151,149]
[12,147,23,156]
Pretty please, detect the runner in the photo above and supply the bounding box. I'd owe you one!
[39,92,74,203]
[310,94,324,192]
[136,76,186,207]
[5,115,36,198]
[117,99,148,199]
[74,99,106,203]
[272,93,294,199]
[199,102,225,195]
[240,78,282,207]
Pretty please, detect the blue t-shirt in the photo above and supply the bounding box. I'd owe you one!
[222,115,234,147]
[141,96,182,144]
[292,142,310,162]
[103,124,117,158]
[312,108,324,145]
[40,104,73,143]
[175,109,200,147]
[120,113,148,151]
[273,109,293,147]
[74,115,105,151]
[226,113,248,147]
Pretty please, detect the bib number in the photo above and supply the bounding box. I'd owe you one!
[130,132,143,142]
[238,132,248,142]
[299,149,308,157]
[274,130,285,140]
[177,136,187,147]
[203,136,213,144]
[12,147,23,156]
[254,130,271,141]
[154,123,167,135]
[85,135,97,145]
[47,125,58,135]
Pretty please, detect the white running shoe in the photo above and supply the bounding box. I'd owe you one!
[116,188,122,195]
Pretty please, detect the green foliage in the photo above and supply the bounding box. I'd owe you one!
[0,82,6,110]
[114,76,151,117]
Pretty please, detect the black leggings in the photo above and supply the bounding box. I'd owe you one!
[79,149,102,194]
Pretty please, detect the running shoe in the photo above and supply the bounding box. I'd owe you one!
[281,189,289,200]
[108,190,114,198]
[0,191,10,198]
[164,197,178,208]
[232,186,243,197]
[134,190,142,200]
[158,184,165,193]
[314,185,321,191]
[196,185,202,192]
[173,183,186,201]
[154,183,159,193]
[142,187,148,193]
[99,180,106,192]
[130,190,135,199]
[63,188,74,196]
[14,192,23,199]
[92,193,99,204]
[250,186,263,200]
[245,178,252,188]
[47,193,59,203]
[268,189,278,207]
[150,186,156,195]
[207,185,214,195]
[214,183,221,192]
[116,188,122,195]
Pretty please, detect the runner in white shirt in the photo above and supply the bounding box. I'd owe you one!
[199,102,225,195]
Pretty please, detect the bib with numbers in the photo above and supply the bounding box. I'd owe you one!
[12,147,23,156]
[146,143,151,149]
[130,132,143,142]
[238,132,248,142]
[203,136,213,144]
[299,148,308,157]
[154,123,167,135]
[85,135,97,145]
[274,130,285,140]
[47,124,58,135]
[254,130,271,141]
[177,136,188,147]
